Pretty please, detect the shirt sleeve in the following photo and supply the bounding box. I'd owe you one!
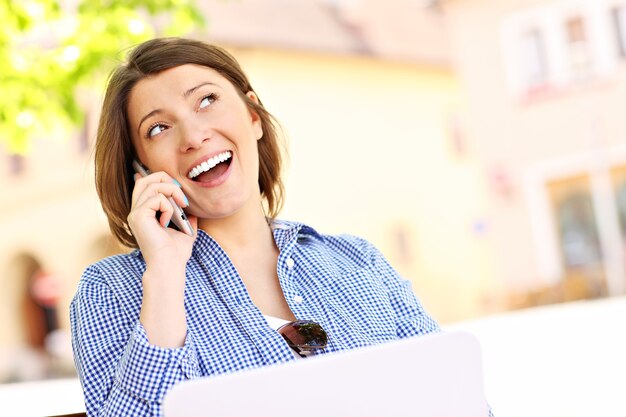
[70,265,201,417]
[365,240,441,338]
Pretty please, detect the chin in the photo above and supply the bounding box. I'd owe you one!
[192,198,247,220]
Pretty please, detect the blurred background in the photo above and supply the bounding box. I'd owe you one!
[1,0,625,415]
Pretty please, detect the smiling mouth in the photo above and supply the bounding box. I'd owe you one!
[188,151,233,182]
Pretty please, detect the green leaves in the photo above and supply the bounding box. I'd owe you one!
[0,0,204,154]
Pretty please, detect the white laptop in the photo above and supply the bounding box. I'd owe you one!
[163,331,488,417]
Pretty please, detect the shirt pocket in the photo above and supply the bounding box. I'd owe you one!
[322,266,396,342]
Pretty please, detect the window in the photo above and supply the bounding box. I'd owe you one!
[616,182,626,234]
[565,16,592,80]
[548,175,606,298]
[611,164,626,251]
[502,2,626,99]
[557,193,602,267]
[520,27,549,90]
[611,6,626,58]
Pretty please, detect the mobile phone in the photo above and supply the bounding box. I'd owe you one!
[132,159,194,236]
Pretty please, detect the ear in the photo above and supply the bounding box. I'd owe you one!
[246,91,263,141]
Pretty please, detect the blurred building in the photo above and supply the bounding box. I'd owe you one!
[0,0,492,382]
[441,0,626,306]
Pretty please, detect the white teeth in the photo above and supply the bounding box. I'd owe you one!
[188,151,232,179]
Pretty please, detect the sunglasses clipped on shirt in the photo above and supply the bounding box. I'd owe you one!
[277,320,328,357]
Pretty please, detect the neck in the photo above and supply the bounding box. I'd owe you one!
[197,202,275,255]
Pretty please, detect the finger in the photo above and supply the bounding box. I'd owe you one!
[134,181,186,209]
[127,193,173,234]
[137,170,178,184]
[171,187,189,209]
[154,193,174,224]
[130,193,171,222]
[165,175,189,208]
[132,171,182,198]
[159,200,174,229]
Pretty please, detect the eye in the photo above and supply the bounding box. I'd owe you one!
[147,123,168,138]
[199,93,217,110]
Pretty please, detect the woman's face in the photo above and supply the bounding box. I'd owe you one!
[127,64,263,221]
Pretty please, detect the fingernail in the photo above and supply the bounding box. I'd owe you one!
[183,194,189,206]
[173,179,181,187]
[165,220,170,228]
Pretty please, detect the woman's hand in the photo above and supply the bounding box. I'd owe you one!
[128,171,196,347]
[128,171,197,269]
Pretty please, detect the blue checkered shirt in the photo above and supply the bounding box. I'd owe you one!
[70,220,441,416]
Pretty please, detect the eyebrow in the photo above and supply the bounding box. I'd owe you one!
[183,81,215,98]
[136,81,217,136]
[137,109,161,136]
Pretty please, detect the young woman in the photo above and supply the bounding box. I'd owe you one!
[70,37,440,416]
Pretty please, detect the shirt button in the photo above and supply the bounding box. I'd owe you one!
[286,258,295,269]
[293,295,303,304]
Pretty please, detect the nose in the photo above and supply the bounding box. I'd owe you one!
[178,115,211,152]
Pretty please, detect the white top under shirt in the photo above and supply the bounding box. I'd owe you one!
[263,315,306,359]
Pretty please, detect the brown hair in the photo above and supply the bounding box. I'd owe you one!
[95,38,285,248]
